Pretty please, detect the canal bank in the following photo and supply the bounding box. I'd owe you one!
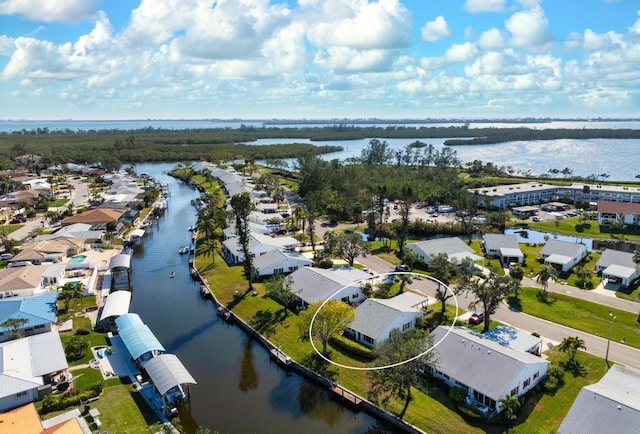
[128,163,393,434]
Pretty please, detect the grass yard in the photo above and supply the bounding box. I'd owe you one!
[59,317,110,366]
[510,348,607,433]
[508,287,640,349]
[528,217,640,243]
[92,383,161,433]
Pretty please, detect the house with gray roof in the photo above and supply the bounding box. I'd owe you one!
[427,326,548,419]
[596,249,640,288]
[558,365,640,434]
[347,292,428,348]
[0,331,68,411]
[406,237,482,266]
[253,249,313,278]
[540,239,587,272]
[0,292,57,343]
[286,266,371,307]
[483,234,523,266]
[222,232,298,265]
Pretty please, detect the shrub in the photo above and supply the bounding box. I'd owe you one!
[329,335,376,361]
[76,328,91,335]
[317,258,333,269]
[42,383,103,413]
[543,364,565,393]
[449,386,468,404]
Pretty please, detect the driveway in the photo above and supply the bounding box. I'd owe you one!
[7,217,44,241]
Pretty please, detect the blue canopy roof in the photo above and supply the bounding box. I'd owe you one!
[115,313,164,360]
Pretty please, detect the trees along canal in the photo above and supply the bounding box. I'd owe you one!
[230,192,256,291]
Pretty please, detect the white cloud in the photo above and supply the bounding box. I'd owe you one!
[314,47,394,73]
[0,35,14,56]
[505,5,552,48]
[0,0,98,23]
[630,11,640,34]
[464,0,505,13]
[443,42,477,64]
[420,16,451,43]
[477,28,505,50]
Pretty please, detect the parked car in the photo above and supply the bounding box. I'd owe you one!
[532,216,542,222]
[468,312,484,325]
[0,253,14,261]
[394,264,411,272]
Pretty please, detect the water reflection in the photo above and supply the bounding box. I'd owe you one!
[238,337,259,393]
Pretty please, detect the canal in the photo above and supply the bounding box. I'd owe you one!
[128,163,393,433]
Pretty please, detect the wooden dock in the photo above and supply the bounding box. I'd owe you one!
[270,348,292,367]
[331,385,363,408]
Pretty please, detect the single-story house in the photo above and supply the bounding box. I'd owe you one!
[427,326,549,419]
[597,201,640,227]
[286,266,371,307]
[10,237,85,265]
[95,290,132,332]
[222,232,298,265]
[0,331,68,411]
[0,264,50,298]
[33,223,104,244]
[558,364,640,433]
[406,237,482,266]
[540,239,587,272]
[347,292,428,348]
[0,292,57,342]
[483,234,524,266]
[61,208,124,227]
[596,249,640,288]
[0,402,85,434]
[253,248,313,278]
[511,205,539,217]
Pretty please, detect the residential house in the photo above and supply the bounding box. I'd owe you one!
[346,292,428,348]
[61,208,124,230]
[427,326,549,419]
[558,365,640,434]
[0,402,85,434]
[0,292,57,343]
[406,237,482,266]
[482,325,543,356]
[286,266,372,307]
[0,331,68,411]
[483,234,524,266]
[222,232,298,265]
[33,223,104,244]
[597,201,640,227]
[10,237,85,264]
[596,249,640,288]
[0,265,49,298]
[253,248,312,278]
[540,239,587,272]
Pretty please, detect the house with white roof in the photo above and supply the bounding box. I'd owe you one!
[0,331,68,411]
[347,292,428,348]
[222,232,298,265]
[558,365,640,434]
[406,237,482,266]
[426,326,548,419]
[540,239,587,273]
[483,234,524,266]
[0,292,57,342]
[253,249,313,278]
[596,249,640,288]
[286,266,372,307]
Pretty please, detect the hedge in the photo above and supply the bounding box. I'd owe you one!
[330,335,376,361]
[42,383,103,413]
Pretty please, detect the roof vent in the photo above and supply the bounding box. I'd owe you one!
[487,350,491,355]
[618,405,622,410]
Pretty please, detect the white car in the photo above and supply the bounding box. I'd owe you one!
[532,216,542,222]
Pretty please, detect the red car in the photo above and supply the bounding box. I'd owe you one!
[468,312,484,325]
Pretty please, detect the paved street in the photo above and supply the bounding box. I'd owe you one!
[356,254,640,369]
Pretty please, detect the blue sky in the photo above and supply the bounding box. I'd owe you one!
[0,0,639,120]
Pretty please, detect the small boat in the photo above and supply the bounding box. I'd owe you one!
[178,246,189,255]
[169,271,175,278]
[187,225,196,232]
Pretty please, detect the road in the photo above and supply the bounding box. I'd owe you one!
[357,254,640,369]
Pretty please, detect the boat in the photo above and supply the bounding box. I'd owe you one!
[178,246,189,255]
[187,225,196,231]
[169,271,175,278]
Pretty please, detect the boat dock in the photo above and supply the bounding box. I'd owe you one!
[270,348,292,367]
[331,384,363,408]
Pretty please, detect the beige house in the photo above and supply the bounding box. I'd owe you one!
[10,237,85,265]
[0,265,49,297]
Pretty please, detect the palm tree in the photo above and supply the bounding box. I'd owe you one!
[633,249,640,268]
[536,265,556,293]
[499,394,520,430]
[559,336,586,363]
[203,238,217,265]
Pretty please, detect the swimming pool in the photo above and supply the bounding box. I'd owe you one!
[68,255,87,263]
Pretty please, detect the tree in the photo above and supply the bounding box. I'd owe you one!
[369,329,435,419]
[264,275,301,319]
[508,263,525,299]
[575,266,592,289]
[65,335,88,361]
[633,249,640,268]
[536,265,556,294]
[202,238,217,264]
[360,139,392,165]
[464,273,519,332]
[430,254,461,313]
[559,336,586,363]
[299,300,355,355]
[59,282,84,314]
[0,317,29,340]
[336,232,370,266]
[230,192,256,291]
[499,394,520,429]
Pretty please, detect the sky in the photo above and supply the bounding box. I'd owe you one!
[0,0,639,120]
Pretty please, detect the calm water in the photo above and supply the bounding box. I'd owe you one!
[128,162,391,433]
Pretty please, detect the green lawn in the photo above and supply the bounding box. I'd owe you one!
[92,383,161,433]
[59,317,110,366]
[50,198,70,207]
[528,217,640,242]
[509,287,640,348]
